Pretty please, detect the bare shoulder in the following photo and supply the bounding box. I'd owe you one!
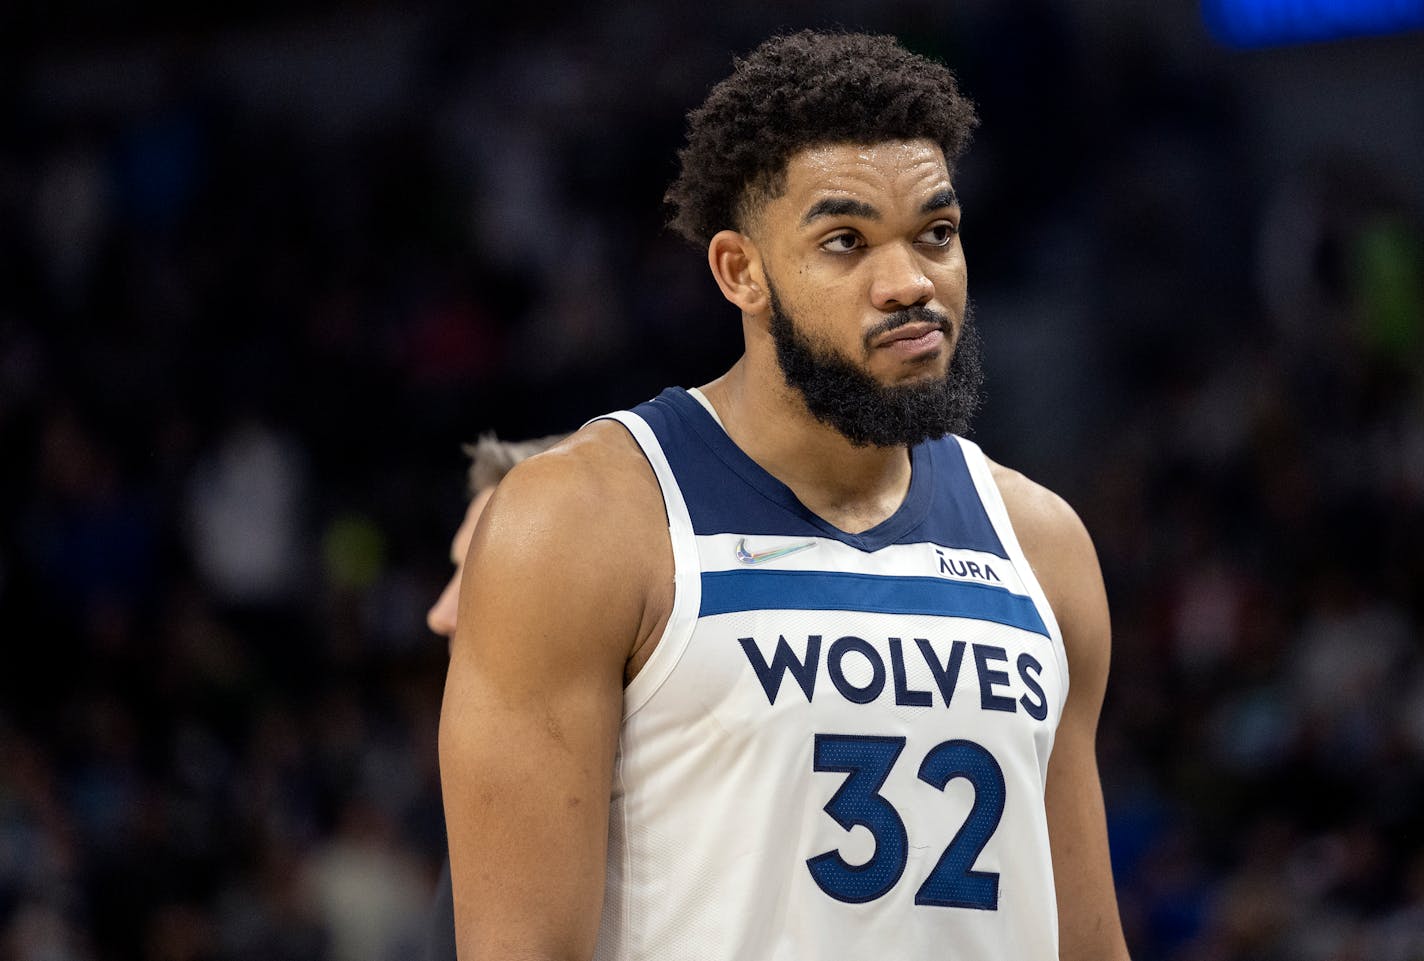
[486,417,663,536]
[465,417,671,669]
[984,457,1109,685]
[985,459,1097,585]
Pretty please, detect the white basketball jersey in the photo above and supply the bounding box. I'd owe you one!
[592,387,1068,961]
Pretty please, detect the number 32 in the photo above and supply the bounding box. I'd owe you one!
[807,734,1005,909]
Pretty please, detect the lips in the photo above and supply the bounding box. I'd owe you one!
[872,321,945,349]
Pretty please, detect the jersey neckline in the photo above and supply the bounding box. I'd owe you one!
[658,386,937,553]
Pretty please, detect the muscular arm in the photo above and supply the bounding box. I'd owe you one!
[994,463,1132,961]
[438,424,668,961]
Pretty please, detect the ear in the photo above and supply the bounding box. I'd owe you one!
[707,230,768,315]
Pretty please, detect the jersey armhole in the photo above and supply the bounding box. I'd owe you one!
[955,437,1071,727]
[589,411,703,719]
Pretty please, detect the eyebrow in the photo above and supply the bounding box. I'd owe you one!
[800,197,880,226]
[921,188,959,213]
[800,189,961,227]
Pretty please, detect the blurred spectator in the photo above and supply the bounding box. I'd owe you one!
[301,801,427,961]
[184,421,309,608]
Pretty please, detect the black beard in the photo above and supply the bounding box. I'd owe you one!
[767,285,984,448]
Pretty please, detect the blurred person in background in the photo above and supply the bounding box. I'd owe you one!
[424,431,569,961]
[439,30,1130,961]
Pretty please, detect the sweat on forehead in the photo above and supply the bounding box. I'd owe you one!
[664,30,978,248]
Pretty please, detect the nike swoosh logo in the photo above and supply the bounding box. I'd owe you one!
[735,537,817,565]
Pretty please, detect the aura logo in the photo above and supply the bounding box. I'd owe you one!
[934,549,1002,584]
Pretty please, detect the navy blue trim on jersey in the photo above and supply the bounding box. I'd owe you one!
[699,570,1049,638]
[630,388,1006,558]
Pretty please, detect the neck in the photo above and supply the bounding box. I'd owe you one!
[699,356,914,535]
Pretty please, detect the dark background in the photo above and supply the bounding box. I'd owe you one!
[2,2,1422,959]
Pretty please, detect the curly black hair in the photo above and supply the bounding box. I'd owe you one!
[665,30,979,247]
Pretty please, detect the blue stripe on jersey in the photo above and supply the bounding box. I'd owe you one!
[630,388,1006,558]
[699,569,1050,637]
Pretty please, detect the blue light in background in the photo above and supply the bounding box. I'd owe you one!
[1203,0,1424,47]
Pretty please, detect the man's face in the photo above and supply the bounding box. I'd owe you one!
[427,486,494,641]
[752,139,980,445]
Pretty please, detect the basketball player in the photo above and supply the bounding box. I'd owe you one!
[426,432,568,961]
[440,31,1131,961]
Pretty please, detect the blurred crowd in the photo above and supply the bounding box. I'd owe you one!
[1,2,1421,960]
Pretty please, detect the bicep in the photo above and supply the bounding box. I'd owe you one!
[440,645,621,961]
[438,468,643,961]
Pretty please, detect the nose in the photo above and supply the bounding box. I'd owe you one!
[869,243,934,311]
[427,576,459,638]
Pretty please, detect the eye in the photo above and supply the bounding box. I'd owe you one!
[917,222,959,247]
[820,232,864,253]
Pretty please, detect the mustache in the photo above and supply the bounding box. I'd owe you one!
[862,305,951,349]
